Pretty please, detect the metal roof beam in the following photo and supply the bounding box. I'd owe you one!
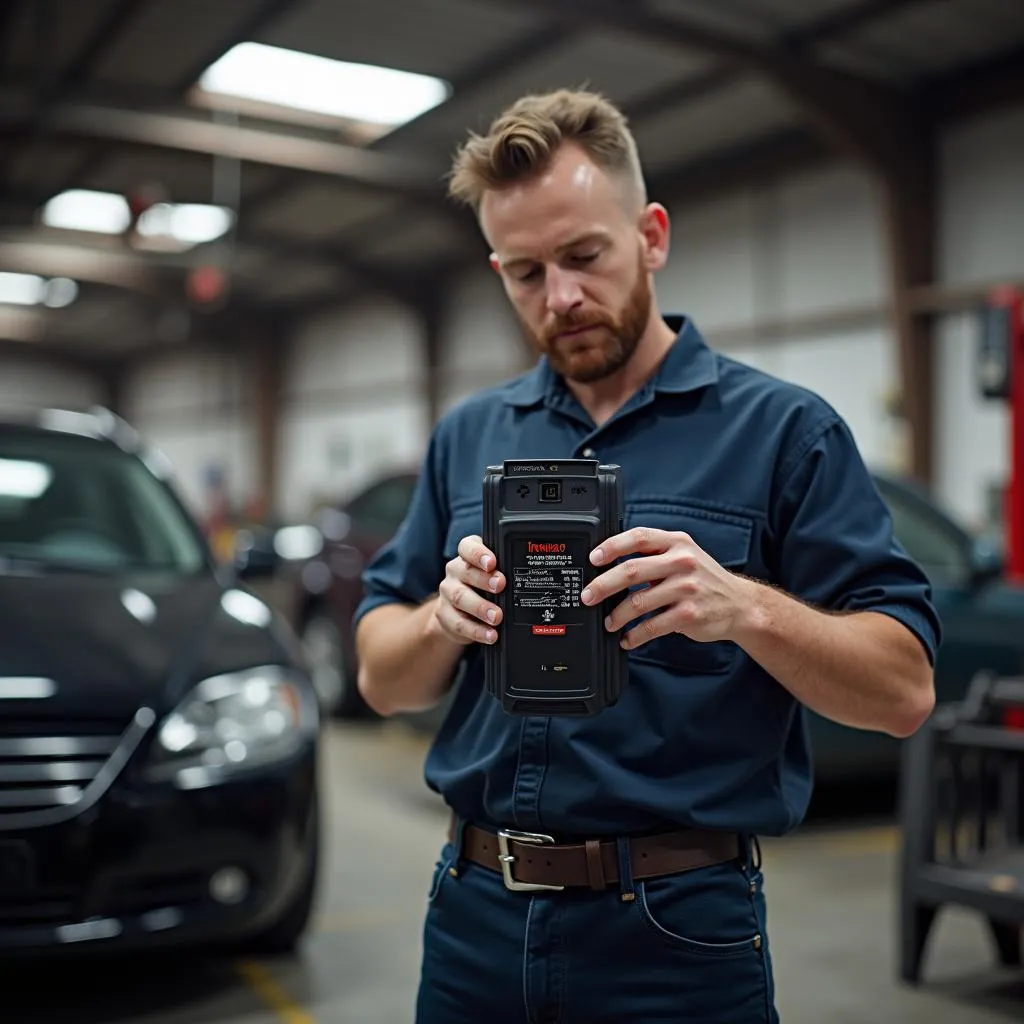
[621,0,932,132]
[0,231,175,297]
[33,102,444,196]
[505,0,924,173]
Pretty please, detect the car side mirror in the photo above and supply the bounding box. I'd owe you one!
[233,527,279,580]
[969,537,1004,587]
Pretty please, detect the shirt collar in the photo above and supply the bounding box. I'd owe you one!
[502,314,718,408]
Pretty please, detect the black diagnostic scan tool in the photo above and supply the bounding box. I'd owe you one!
[482,459,628,717]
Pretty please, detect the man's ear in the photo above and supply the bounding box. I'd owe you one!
[639,203,670,272]
[489,252,501,274]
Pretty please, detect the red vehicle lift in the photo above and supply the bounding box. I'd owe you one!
[981,285,1024,583]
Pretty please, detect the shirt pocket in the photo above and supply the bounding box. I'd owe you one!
[443,501,485,562]
[622,498,754,675]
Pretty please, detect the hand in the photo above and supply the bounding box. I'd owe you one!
[580,526,753,650]
[430,535,506,646]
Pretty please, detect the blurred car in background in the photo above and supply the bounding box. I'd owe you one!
[278,463,1022,783]
[0,408,321,957]
[262,471,419,719]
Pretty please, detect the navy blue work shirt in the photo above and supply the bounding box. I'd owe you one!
[353,315,941,838]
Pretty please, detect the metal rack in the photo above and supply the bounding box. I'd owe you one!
[898,671,1024,984]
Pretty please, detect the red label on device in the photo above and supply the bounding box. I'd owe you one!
[532,625,566,636]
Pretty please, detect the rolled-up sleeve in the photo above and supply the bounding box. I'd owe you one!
[352,426,450,630]
[771,414,943,665]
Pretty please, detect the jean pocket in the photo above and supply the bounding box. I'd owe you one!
[634,863,763,958]
[427,842,455,905]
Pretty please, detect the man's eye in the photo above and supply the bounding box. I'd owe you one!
[573,252,599,264]
[517,267,542,282]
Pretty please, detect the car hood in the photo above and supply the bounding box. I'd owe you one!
[0,569,289,720]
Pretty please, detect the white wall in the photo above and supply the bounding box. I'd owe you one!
[439,268,531,413]
[277,296,428,521]
[940,105,1024,289]
[933,103,1023,528]
[0,357,105,415]
[121,349,255,520]
[656,166,899,471]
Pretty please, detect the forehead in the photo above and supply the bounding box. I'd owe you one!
[480,146,627,258]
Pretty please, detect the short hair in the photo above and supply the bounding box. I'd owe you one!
[447,88,647,214]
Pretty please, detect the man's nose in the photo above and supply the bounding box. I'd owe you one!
[545,267,583,316]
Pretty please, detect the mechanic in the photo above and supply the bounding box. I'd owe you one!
[353,88,941,1024]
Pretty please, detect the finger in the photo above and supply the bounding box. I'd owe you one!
[458,559,506,595]
[590,526,672,567]
[619,609,677,650]
[438,604,497,645]
[440,576,502,627]
[581,553,676,607]
[458,534,496,573]
[602,580,671,633]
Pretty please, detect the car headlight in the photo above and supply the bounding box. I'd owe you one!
[145,665,312,788]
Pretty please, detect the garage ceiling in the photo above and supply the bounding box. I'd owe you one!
[0,0,1022,364]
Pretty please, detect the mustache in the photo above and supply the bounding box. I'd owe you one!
[543,313,613,343]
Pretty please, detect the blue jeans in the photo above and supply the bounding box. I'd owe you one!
[415,826,779,1023]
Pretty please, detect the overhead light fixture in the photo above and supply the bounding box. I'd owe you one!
[40,188,233,252]
[135,203,234,248]
[0,272,77,309]
[192,42,451,138]
[0,272,44,305]
[41,189,132,235]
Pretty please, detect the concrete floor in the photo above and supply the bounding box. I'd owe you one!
[1,720,1021,1023]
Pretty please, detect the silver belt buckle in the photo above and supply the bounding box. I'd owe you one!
[496,829,565,892]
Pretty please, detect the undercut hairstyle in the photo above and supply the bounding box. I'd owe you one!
[447,89,647,214]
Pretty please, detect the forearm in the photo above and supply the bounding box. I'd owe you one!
[355,598,465,716]
[731,579,935,738]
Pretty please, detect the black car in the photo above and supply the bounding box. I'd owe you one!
[0,407,321,956]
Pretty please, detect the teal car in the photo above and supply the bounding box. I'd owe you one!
[809,471,1020,783]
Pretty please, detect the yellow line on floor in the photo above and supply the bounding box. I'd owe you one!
[237,960,316,1024]
[315,906,407,933]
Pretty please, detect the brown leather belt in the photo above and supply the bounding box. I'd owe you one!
[449,817,742,893]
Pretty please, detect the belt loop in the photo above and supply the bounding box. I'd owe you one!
[616,836,635,903]
[741,833,762,877]
[449,815,467,879]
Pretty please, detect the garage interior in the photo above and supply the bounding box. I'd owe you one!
[2,0,1024,1021]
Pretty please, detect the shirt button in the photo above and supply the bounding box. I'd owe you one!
[581,447,596,458]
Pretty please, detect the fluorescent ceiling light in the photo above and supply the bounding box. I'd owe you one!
[0,272,78,309]
[0,272,44,305]
[195,42,450,132]
[42,189,132,234]
[0,459,53,499]
[41,188,233,251]
[135,203,234,246]
[43,278,78,308]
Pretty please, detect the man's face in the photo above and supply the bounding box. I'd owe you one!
[479,143,669,384]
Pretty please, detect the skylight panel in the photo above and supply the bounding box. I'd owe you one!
[193,42,451,136]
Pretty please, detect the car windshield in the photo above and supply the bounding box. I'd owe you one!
[0,428,207,574]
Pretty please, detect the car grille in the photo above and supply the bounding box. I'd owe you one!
[0,888,78,926]
[0,717,132,814]
[106,871,208,915]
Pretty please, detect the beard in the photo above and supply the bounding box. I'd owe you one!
[521,253,653,384]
